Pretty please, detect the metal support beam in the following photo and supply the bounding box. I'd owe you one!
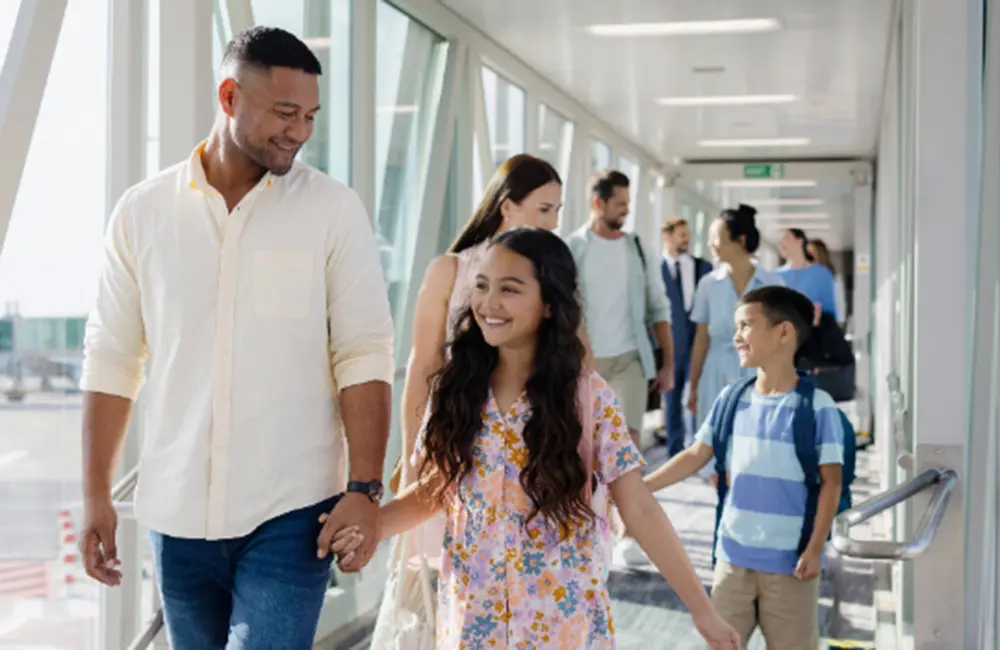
[469,48,493,192]
[964,0,1000,644]
[224,0,254,33]
[908,0,984,646]
[0,0,68,255]
[394,41,465,365]
[349,0,376,216]
[851,165,874,441]
[100,0,148,647]
[158,0,214,168]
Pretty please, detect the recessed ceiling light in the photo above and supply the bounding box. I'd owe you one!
[657,94,797,107]
[699,137,811,147]
[752,199,825,207]
[585,18,780,37]
[719,180,818,189]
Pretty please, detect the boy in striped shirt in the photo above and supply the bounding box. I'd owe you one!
[643,286,844,649]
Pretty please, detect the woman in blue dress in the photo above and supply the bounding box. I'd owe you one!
[776,228,839,323]
[686,205,785,429]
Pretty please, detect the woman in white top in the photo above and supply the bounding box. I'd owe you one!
[372,154,566,647]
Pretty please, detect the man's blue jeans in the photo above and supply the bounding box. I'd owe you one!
[149,495,341,650]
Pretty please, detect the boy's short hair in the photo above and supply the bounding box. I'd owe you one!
[739,286,815,350]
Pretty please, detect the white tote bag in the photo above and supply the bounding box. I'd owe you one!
[369,530,436,650]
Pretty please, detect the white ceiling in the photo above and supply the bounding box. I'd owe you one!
[439,0,894,251]
[441,0,895,162]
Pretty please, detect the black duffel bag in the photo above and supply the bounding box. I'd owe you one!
[797,312,856,402]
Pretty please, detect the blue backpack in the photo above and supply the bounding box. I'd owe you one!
[710,373,856,566]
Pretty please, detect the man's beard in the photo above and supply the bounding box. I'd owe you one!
[604,215,626,231]
[233,130,297,176]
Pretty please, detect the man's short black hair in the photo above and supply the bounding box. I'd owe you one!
[739,285,815,350]
[222,26,322,76]
[590,169,630,203]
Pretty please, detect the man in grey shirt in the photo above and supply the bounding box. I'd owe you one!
[566,170,675,446]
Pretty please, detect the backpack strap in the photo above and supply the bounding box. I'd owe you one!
[631,233,647,271]
[710,375,756,566]
[791,373,820,554]
[576,373,596,508]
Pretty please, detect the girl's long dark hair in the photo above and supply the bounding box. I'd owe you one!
[449,154,562,254]
[420,228,591,531]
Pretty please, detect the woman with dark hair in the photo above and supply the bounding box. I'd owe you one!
[332,228,740,649]
[373,154,566,646]
[686,205,785,430]
[777,228,839,323]
[397,154,564,491]
[807,238,847,328]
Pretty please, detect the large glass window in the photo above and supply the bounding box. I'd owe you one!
[0,1,109,646]
[618,155,640,232]
[590,139,611,173]
[250,0,351,183]
[482,66,525,170]
[537,104,573,179]
[374,1,446,344]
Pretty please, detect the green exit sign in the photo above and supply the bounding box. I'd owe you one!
[743,163,785,179]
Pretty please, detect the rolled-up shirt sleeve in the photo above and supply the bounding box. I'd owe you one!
[79,190,148,400]
[325,189,395,390]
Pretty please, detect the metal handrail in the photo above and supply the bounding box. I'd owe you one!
[110,467,163,649]
[112,465,139,518]
[832,467,959,560]
[125,609,164,650]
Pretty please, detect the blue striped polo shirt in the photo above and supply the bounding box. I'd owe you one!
[695,384,845,575]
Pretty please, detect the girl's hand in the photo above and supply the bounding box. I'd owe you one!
[686,389,698,416]
[317,515,365,565]
[694,609,741,649]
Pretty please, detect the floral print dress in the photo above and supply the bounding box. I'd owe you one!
[414,372,644,649]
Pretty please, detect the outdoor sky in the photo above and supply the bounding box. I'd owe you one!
[0,0,109,318]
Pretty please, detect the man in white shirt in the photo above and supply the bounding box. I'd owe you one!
[656,218,711,456]
[77,27,394,649]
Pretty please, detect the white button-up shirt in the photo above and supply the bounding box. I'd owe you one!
[80,144,394,540]
[663,251,696,312]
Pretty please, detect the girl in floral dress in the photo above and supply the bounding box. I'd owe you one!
[332,228,739,649]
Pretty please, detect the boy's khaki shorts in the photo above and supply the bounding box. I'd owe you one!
[711,560,820,650]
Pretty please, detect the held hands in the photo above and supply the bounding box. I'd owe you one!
[316,492,379,572]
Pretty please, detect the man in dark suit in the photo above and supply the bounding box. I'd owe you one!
[655,217,712,457]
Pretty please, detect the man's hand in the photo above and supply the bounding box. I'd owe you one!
[794,546,823,581]
[651,364,675,393]
[316,493,379,572]
[80,496,122,586]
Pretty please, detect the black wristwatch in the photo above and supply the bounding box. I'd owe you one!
[346,479,384,503]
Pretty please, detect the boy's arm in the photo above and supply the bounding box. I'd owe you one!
[805,463,842,553]
[643,442,714,493]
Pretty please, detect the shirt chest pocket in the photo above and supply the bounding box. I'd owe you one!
[252,250,316,320]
